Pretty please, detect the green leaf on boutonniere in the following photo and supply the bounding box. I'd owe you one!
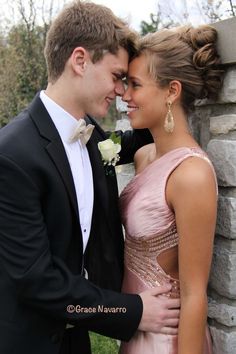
[109,132,121,145]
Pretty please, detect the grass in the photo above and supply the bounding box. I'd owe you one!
[89,332,119,354]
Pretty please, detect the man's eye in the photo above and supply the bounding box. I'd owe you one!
[113,73,125,82]
[113,74,120,81]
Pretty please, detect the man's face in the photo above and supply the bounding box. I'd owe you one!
[80,47,129,118]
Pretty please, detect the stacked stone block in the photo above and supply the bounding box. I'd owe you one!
[198,67,236,354]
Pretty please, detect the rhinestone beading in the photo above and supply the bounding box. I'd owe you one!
[125,226,180,298]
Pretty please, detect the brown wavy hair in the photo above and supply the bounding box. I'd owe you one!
[44,0,138,83]
[137,25,224,113]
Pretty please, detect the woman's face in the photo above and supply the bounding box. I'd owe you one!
[122,54,169,131]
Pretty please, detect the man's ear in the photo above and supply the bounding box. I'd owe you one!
[70,47,89,75]
[167,80,182,103]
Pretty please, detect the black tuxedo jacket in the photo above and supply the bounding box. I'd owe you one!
[0,94,152,354]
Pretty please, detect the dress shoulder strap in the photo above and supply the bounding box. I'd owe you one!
[164,147,218,195]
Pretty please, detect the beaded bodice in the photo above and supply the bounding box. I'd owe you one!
[120,147,214,298]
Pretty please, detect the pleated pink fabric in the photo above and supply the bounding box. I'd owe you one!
[119,147,214,354]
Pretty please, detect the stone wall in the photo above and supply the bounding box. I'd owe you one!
[116,17,236,354]
[194,18,236,354]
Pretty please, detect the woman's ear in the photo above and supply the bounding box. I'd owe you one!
[167,80,182,103]
[70,47,89,75]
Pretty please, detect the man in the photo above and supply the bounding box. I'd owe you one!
[0,2,179,354]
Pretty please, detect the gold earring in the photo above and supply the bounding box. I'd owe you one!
[164,101,174,133]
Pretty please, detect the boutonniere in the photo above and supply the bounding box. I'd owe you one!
[98,132,121,176]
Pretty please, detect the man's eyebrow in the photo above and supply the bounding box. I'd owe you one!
[114,70,127,78]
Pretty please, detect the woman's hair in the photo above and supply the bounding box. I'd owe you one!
[137,25,224,113]
[44,0,138,83]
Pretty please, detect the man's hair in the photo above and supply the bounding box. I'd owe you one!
[44,0,138,82]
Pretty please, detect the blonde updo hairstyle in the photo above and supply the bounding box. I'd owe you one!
[137,25,223,113]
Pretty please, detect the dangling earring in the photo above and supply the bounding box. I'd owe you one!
[164,101,174,133]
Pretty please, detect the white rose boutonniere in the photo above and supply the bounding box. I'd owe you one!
[98,133,121,175]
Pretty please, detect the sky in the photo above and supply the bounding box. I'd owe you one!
[0,0,159,32]
[1,0,233,32]
[92,0,159,31]
[89,0,236,29]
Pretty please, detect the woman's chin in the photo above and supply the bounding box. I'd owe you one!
[130,120,146,130]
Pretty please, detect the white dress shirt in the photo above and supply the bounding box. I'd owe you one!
[40,90,94,253]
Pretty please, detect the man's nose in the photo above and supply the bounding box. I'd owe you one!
[122,87,130,102]
[115,80,125,96]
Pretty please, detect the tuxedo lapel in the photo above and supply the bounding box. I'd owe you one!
[46,142,79,217]
[86,126,109,217]
[28,94,79,218]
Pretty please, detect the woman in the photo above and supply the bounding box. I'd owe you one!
[119,25,224,354]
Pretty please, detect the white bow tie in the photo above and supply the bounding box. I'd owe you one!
[69,119,94,145]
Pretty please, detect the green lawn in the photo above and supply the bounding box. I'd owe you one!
[89,332,119,354]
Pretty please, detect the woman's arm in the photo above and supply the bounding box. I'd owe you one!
[167,157,217,354]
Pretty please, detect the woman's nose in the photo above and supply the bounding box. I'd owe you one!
[122,87,130,102]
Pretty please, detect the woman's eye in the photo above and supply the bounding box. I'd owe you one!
[131,81,140,88]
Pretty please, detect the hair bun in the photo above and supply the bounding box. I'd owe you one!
[179,25,216,50]
[179,25,223,99]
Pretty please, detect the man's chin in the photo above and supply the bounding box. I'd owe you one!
[95,110,109,119]
[86,105,109,119]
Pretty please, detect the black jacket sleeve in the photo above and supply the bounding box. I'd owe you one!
[0,153,142,341]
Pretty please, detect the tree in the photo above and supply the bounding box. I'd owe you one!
[140,4,179,36]
[140,0,236,35]
[0,22,48,125]
[0,0,62,126]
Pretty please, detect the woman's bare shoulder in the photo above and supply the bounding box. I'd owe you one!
[134,143,155,173]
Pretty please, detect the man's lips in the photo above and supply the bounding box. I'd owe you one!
[105,97,114,105]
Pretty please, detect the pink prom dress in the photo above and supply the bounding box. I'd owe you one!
[119,147,214,354]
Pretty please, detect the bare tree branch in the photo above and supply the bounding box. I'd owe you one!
[228,0,235,16]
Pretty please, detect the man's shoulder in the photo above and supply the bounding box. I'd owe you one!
[0,109,31,137]
[0,106,38,162]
